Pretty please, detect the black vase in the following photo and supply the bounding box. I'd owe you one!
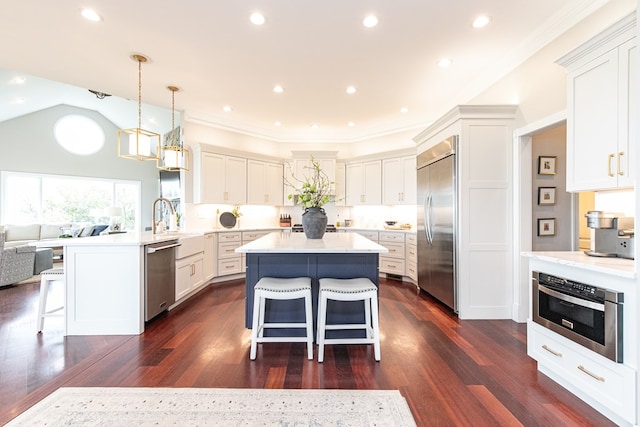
[301,207,327,239]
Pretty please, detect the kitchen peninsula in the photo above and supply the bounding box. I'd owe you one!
[236,232,388,333]
[45,232,181,336]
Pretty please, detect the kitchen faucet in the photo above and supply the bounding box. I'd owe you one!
[152,197,176,234]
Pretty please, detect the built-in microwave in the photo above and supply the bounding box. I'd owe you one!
[532,271,623,363]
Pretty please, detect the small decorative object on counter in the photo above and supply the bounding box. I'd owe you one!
[231,205,242,228]
[279,214,291,227]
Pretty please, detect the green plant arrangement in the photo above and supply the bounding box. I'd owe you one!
[231,205,242,218]
[285,157,334,209]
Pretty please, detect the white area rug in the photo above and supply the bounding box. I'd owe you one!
[7,387,417,426]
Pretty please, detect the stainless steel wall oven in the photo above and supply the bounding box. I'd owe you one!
[532,271,623,362]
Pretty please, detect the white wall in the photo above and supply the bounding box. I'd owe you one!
[0,104,160,230]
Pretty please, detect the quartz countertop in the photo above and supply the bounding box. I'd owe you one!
[235,231,389,253]
[31,231,181,247]
[522,251,635,279]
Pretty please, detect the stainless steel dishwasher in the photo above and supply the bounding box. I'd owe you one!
[145,240,180,321]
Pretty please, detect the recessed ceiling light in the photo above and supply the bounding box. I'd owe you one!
[472,15,491,29]
[274,121,282,127]
[223,105,233,112]
[348,122,355,127]
[400,107,409,114]
[250,12,266,25]
[10,76,26,84]
[273,85,284,93]
[81,8,102,22]
[437,58,452,68]
[363,14,378,28]
[346,86,357,94]
[311,124,319,129]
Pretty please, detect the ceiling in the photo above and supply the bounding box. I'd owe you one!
[0,0,612,143]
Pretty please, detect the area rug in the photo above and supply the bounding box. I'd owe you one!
[6,387,417,426]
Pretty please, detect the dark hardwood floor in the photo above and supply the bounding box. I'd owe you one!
[0,277,614,426]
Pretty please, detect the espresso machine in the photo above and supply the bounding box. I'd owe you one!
[584,211,635,259]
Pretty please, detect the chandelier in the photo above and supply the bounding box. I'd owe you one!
[117,54,160,161]
[157,86,189,171]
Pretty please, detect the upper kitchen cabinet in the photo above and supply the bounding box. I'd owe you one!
[334,162,346,206]
[557,13,636,192]
[193,151,247,205]
[247,160,283,205]
[345,161,382,206]
[382,156,417,205]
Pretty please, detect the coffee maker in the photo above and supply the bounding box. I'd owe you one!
[584,211,635,259]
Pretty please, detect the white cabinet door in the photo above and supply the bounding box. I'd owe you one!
[194,153,247,204]
[175,253,204,301]
[248,160,282,205]
[265,162,284,205]
[225,156,247,205]
[203,232,216,281]
[334,162,346,206]
[567,50,619,191]
[617,39,636,188]
[382,156,416,205]
[345,161,381,206]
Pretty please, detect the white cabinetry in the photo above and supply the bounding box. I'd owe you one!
[194,152,247,204]
[203,232,216,281]
[334,162,346,206]
[345,161,381,206]
[414,105,517,319]
[378,231,405,275]
[406,233,417,281]
[558,14,636,191]
[175,235,205,302]
[382,156,417,205]
[217,231,242,276]
[247,160,283,205]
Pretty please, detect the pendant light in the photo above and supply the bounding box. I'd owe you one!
[117,54,161,161]
[158,86,189,171]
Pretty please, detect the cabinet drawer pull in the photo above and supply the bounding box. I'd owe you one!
[542,344,562,357]
[608,153,615,177]
[617,151,624,176]
[578,365,605,382]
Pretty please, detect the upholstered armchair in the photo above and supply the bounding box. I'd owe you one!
[0,234,36,287]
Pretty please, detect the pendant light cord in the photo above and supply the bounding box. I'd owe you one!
[137,58,142,129]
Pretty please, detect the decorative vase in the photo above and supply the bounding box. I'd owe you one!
[302,207,327,239]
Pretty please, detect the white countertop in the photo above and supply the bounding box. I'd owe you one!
[31,231,181,247]
[522,251,636,279]
[236,231,389,253]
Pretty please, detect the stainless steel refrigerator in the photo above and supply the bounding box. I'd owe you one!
[417,136,457,312]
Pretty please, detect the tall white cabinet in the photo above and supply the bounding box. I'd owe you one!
[193,150,247,204]
[413,105,518,319]
[557,13,636,192]
[345,161,382,206]
[382,156,417,205]
[247,160,283,205]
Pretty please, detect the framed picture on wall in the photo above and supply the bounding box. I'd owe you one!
[538,156,557,175]
[537,218,556,236]
[538,187,556,205]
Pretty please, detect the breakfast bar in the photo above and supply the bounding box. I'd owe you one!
[236,232,388,337]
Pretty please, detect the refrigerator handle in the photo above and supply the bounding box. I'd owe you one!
[424,193,433,244]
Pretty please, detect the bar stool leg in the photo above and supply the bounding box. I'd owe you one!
[317,292,328,363]
[250,292,262,360]
[304,292,313,360]
[36,277,50,333]
[371,295,381,361]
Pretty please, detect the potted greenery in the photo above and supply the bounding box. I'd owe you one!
[286,157,333,239]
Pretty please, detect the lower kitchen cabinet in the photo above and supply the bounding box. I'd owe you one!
[203,232,216,281]
[379,231,405,276]
[406,233,417,281]
[529,321,635,425]
[175,253,204,301]
[217,231,242,276]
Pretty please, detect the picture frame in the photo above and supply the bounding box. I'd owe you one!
[537,218,556,236]
[537,187,556,206]
[538,156,557,175]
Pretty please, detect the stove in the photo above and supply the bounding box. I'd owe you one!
[292,223,337,233]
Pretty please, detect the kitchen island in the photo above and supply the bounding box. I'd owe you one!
[236,232,388,337]
[40,232,181,336]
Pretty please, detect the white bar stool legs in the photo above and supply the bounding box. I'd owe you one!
[317,278,380,362]
[250,277,313,360]
[36,267,65,333]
